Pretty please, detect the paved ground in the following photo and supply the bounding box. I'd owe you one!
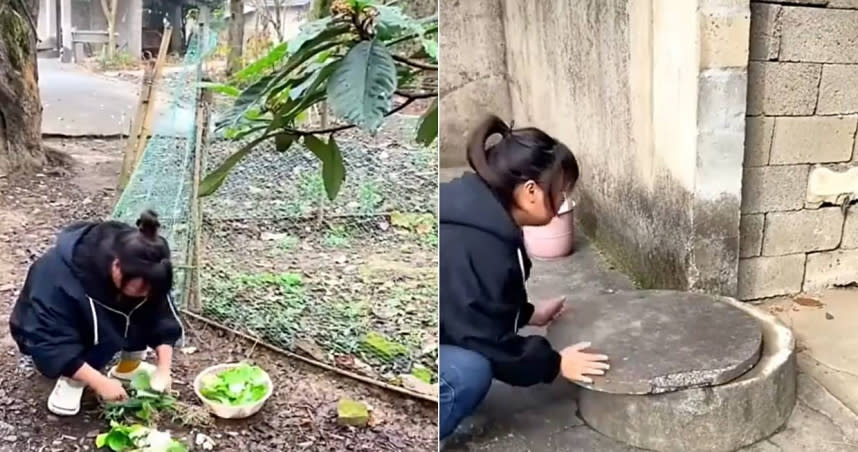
[38,59,193,137]
[440,167,858,451]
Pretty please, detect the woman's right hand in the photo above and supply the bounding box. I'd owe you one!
[559,342,610,384]
[94,377,128,402]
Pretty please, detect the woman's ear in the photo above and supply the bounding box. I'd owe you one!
[523,180,538,204]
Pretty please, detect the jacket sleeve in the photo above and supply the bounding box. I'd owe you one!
[443,248,561,387]
[143,294,184,348]
[27,290,88,379]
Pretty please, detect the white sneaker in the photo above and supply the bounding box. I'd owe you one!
[108,361,156,381]
[47,377,85,416]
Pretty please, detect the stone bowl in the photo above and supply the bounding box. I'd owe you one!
[193,363,273,419]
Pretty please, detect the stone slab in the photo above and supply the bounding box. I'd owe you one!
[770,116,857,165]
[749,3,781,61]
[740,213,765,258]
[746,62,821,116]
[762,208,844,256]
[578,298,796,452]
[744,116,774,167]
[844,204,858,249]
[547,290,762,395]
[738,254,807,300]
[780,7,858,63]
[805,249,858,290]
[818,65,858,115]
[742,164,810,213]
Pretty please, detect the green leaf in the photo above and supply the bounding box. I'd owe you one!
[198,81,240,97]
[199,136,266,197]
[289,17,335,54]
[327,40,397,132]
[303,135,346,201]
[289,58,340,101]
[233,42,288,83]
[130,372,151,391]
[375,5,424,37]
[415,99,437,146]
[106,430,134,451]
[96,433,108,448]
[422,39,438,61]
[275,133,297,152]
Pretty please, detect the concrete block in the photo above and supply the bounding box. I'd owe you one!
[780,7,858,63]
[756,0,825,4]
[742,165,810,213]
[738,254,806,299]
[740,214,765,258]
[578,296,795,451]
[817,65,858,115]
[763,208,844,256]
[829,0,858,7]
[770,116,857,165]
[805,249,858,290]
[699,11,750,69]
[844,205,858,249]
[806,165,858,208]
[749,3,781,61]
[746,62,821,116]
[744,116,774,167]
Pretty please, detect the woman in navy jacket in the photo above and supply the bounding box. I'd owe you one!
[9,210,183,416]
[439,116,610,440]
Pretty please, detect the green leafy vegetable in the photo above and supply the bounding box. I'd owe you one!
[95,422,186,452]
[199,363,270,406]
[102,372,176,425]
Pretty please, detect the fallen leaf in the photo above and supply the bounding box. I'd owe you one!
[794,296,823,308]
[296,338,327,362]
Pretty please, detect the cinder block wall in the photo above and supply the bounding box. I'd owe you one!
[740,1,858,300]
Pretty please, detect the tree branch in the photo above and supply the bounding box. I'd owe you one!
[282,97,420,136]
[392,54,437,71]
[395,89,437,99]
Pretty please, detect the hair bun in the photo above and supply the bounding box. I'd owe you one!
[136,210,161,239]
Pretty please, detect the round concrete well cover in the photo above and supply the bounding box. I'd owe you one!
[546,290,762,394]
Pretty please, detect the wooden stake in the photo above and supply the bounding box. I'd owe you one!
[132,25,173,171]
[188,87,210,313]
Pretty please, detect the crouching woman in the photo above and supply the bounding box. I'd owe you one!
[9,210,184,416]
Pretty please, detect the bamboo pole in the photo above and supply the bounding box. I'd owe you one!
[188,87,210,312]
[131,25,173,171]
[118,63,153,190]
[180,310,439,403]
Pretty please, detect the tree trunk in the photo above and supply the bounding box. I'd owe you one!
[0,0,44,176]
[100,0,117,59]
[226,0,245,75]
[309,0,332,20]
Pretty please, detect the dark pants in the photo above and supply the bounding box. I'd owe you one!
[439,345,493,440]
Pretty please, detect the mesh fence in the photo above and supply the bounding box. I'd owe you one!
[112,26,218,306]
[200,113,439,388]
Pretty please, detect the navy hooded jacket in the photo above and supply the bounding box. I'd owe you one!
[9,221,184,379]
[439,172,561,386]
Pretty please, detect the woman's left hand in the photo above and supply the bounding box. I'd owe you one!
[150,366,172,393]
[529,296,567,326]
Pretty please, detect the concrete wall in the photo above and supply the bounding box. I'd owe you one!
[438,0,511,168]
[739,1,858,300]
[499,0,749,295]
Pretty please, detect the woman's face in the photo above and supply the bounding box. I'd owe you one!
[512,179,573,227]
[111,260,150,298]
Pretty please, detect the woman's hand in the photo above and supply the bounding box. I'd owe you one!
[559,342,610,384]
[94,377,128,402]
[529,296,567,326]
[150,366,172,392]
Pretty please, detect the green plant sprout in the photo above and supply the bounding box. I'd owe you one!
[323,225,351,248]
[199,0,438,201]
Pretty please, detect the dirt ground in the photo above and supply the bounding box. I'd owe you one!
[0,138,436,451]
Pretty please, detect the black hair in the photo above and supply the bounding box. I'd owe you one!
[114,210,173,300]
[467,115,579,210]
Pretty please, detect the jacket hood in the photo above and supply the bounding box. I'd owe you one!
[439,172,523,247]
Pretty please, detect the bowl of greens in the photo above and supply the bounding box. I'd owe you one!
[193,362,273,419]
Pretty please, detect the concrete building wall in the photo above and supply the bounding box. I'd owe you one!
[499,0,749,295]
[739,1,858,300]
[438,0,511,168]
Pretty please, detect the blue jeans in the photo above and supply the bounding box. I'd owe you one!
[439,345,493,440]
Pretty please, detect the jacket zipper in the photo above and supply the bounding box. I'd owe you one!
[87,296,147,344]
[515,248,528,333]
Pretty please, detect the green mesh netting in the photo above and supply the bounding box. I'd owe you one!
[111,27,218,308]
